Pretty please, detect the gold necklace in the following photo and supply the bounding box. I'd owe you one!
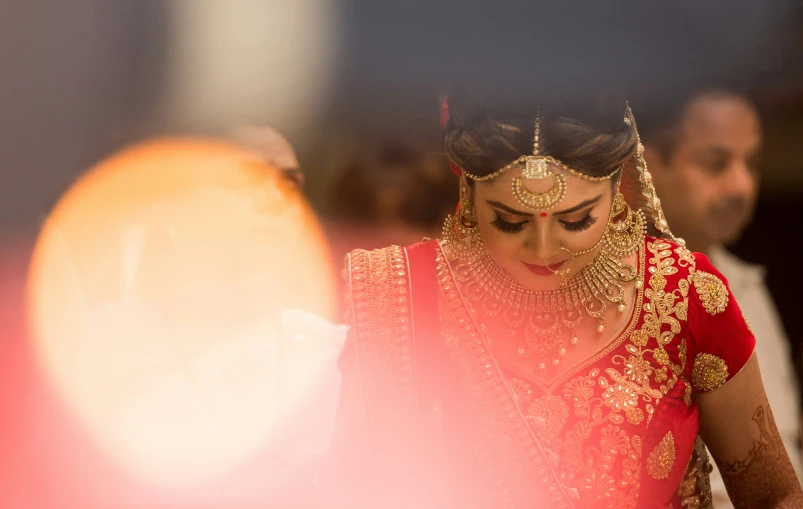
[451,249,641,370]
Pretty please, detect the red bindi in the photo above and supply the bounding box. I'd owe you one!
[540,212,548,217]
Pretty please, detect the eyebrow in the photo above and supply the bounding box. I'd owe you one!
[553,194,603,215]
[486,200,533,217]
[697,146,732,158]
[486,194,603,217]
[699,145,762,163]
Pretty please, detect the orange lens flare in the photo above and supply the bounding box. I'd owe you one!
[26,137,339,489]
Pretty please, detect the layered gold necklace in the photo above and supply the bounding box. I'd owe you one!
[450,249,641,370]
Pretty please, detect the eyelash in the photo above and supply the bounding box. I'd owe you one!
[491,215,527,233]
[490,212,598,234]
[560,214,597,231]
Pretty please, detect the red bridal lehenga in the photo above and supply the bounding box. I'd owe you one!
[329,236,754,509]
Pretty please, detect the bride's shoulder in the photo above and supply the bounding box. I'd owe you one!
[341,244,413,317]
[642,236,731,315]
[343,244,409,285]
[643,236,723,277]
[341,239,440,319]
[342,239,440,282]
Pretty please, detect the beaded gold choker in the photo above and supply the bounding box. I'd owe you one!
[450,249,642,370]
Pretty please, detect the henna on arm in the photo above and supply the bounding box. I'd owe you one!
[717,405,803,508]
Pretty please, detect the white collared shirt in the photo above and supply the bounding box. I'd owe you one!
[706,246,802,507]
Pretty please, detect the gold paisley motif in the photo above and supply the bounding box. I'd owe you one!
[691,271,728,316]
[647,431,676,480]
[691,353,729,392]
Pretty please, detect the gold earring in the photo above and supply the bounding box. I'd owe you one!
[442,186,483,259]
[603,193,646,258]
[459,189,477,228]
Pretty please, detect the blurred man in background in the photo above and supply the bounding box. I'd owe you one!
[640,88,803,506]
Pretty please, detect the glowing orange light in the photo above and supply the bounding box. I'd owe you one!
[27,137,339,488]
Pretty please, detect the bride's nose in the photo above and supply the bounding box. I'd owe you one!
[525,222,560,261]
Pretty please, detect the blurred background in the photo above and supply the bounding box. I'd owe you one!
[2,1,803,507]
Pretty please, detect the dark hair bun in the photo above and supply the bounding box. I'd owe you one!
[443,85,637,179]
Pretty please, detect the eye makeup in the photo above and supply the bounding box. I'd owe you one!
[559,213,597,232]
[489,207,599,234]
[491,214,527,233]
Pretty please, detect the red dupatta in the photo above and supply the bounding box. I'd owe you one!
[332,239,575,507]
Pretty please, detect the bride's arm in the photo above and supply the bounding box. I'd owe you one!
[697,353,803,508]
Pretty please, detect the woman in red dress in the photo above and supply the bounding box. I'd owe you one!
[326,88,803,508]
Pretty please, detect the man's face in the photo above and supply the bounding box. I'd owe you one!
[648,95,762,251]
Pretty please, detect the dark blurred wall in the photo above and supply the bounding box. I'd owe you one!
[732,192,803,372]
[0,0,167,236]
[732,90,803,369]
[327,1,789,146]
[730,5,803,368]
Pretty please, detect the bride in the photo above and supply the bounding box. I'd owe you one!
[323,87,803,508]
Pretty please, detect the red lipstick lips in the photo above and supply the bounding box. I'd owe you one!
[523,260,565,276]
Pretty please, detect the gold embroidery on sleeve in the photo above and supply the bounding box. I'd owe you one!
[675,245,696,267]
[742,313,754,334]
[647,431,676,480]
[691,353,729,392]
[691,271,728,315]
[621,240,692,408]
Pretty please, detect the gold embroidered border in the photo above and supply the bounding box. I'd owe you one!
[436,245,573,509]
[346,246,418,424]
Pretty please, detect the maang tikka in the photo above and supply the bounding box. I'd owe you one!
[461,109,620,211]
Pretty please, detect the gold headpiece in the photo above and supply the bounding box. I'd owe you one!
[462,110,620,211]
